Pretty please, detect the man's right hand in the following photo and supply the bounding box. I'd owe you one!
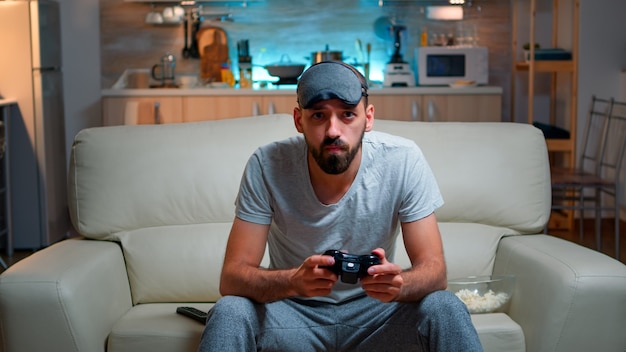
[221,218,341,302]
[290,254,338,298]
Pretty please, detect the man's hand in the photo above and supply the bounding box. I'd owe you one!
[360,248,404,302]
[290,254,339,298]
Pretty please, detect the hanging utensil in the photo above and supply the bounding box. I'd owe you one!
[182,16,190,58]
[355,38,364,64]
[365,42,371,81]
[188,17,201,58]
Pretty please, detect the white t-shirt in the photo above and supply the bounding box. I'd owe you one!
[235,130,444,303]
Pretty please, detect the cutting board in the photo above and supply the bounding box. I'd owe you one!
[198,26,229,81]
[196,26,227,57]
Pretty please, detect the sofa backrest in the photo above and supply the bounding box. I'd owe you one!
[68,114,550,304]
[69,114,297,238]
[374,119,551,233]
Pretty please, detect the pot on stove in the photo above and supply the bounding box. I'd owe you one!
[308,44,344,65]
[264,54,306,84]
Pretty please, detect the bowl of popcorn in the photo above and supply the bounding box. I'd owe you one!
[447,275,515,314]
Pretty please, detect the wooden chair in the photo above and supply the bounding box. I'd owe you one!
[551,96,626,259]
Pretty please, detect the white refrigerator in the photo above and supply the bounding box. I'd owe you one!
[0,0,69,250]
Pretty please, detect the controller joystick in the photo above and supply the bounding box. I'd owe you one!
[322,249,381,284]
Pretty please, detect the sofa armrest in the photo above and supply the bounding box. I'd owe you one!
[494,235,626,352]
[0,238,132,352]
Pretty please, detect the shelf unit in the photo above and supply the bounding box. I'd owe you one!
[511,0,579,230]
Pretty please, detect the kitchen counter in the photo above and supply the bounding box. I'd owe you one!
[101,69,503,97]
[102,85,503,97]
[101,70,504,125]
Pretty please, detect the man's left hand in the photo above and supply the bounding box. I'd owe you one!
[360,248,403,302]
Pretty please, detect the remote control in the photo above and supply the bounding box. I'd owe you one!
[176,306,208,324]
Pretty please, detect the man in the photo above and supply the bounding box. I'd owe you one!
[198,61,482,351]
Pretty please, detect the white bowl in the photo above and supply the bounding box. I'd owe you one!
[449,80,477,88]
[447,275,515,314]
[145,12,163,24]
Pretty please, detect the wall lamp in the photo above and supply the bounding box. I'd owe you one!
[426,5,464,20]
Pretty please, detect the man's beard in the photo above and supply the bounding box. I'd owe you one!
[308,131,364,175]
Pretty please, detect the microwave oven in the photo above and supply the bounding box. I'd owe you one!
[415,46,488,85]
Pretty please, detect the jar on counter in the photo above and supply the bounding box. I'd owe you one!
[239,59,252,88]
[220,63,235,87]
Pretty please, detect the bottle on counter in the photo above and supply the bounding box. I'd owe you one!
[420,27,428,47]
[238,56,252,88]
[220,62,235,87]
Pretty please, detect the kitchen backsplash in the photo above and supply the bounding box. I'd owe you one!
[100,0,512,115]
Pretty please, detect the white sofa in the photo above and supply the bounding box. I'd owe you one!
[1,114,625,352]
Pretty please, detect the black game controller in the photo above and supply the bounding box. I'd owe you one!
[322,250,381,284]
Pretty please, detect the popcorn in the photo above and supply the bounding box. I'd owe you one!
[454,289,510,314]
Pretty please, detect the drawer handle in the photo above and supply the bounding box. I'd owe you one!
[154,102,161,124]
[411,100,419,121]
[268,102,276,115]
[427,100,435,122]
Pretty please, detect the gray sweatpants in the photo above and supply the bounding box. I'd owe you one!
[198,290,483,352]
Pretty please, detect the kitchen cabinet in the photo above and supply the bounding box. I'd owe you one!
[102,97,184,125]
[436,95,502,122]
[101,84,503,125]
[103,95,297,125]
[184,96,258,121]
[370,94,501,122]
[262,95,297,115]
[183,95,296,121]
[369,95,421,121]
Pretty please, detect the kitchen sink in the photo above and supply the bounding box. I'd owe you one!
[112,69,201,89]
[149,83,180,89]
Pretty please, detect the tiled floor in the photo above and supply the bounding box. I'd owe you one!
[1,219,624,275]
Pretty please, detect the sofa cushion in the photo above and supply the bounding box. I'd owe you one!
[123,221,513,305]
[107,304,524,352]
[374,120,550,234]
[70,116,550,240]
[107,303,213,352]
[471,313,525,352]
[118,223,271,305]
[118,223,229,304]
[394,222,518,279]
[69,114,297,240]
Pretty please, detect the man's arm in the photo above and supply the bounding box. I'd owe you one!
[219,217,338,303]
[361,213,447,302]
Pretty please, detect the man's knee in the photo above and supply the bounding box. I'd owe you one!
[208,295,257,322]
[419,290,469,319]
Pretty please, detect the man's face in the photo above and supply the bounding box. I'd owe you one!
[294,99,374,175]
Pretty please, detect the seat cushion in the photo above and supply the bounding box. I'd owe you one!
[108,303,213,352]
[472,313,525,352]
[118,222,270,305]
[118,223,230,304]
[108,304,524,352]
[394,222,519,279]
